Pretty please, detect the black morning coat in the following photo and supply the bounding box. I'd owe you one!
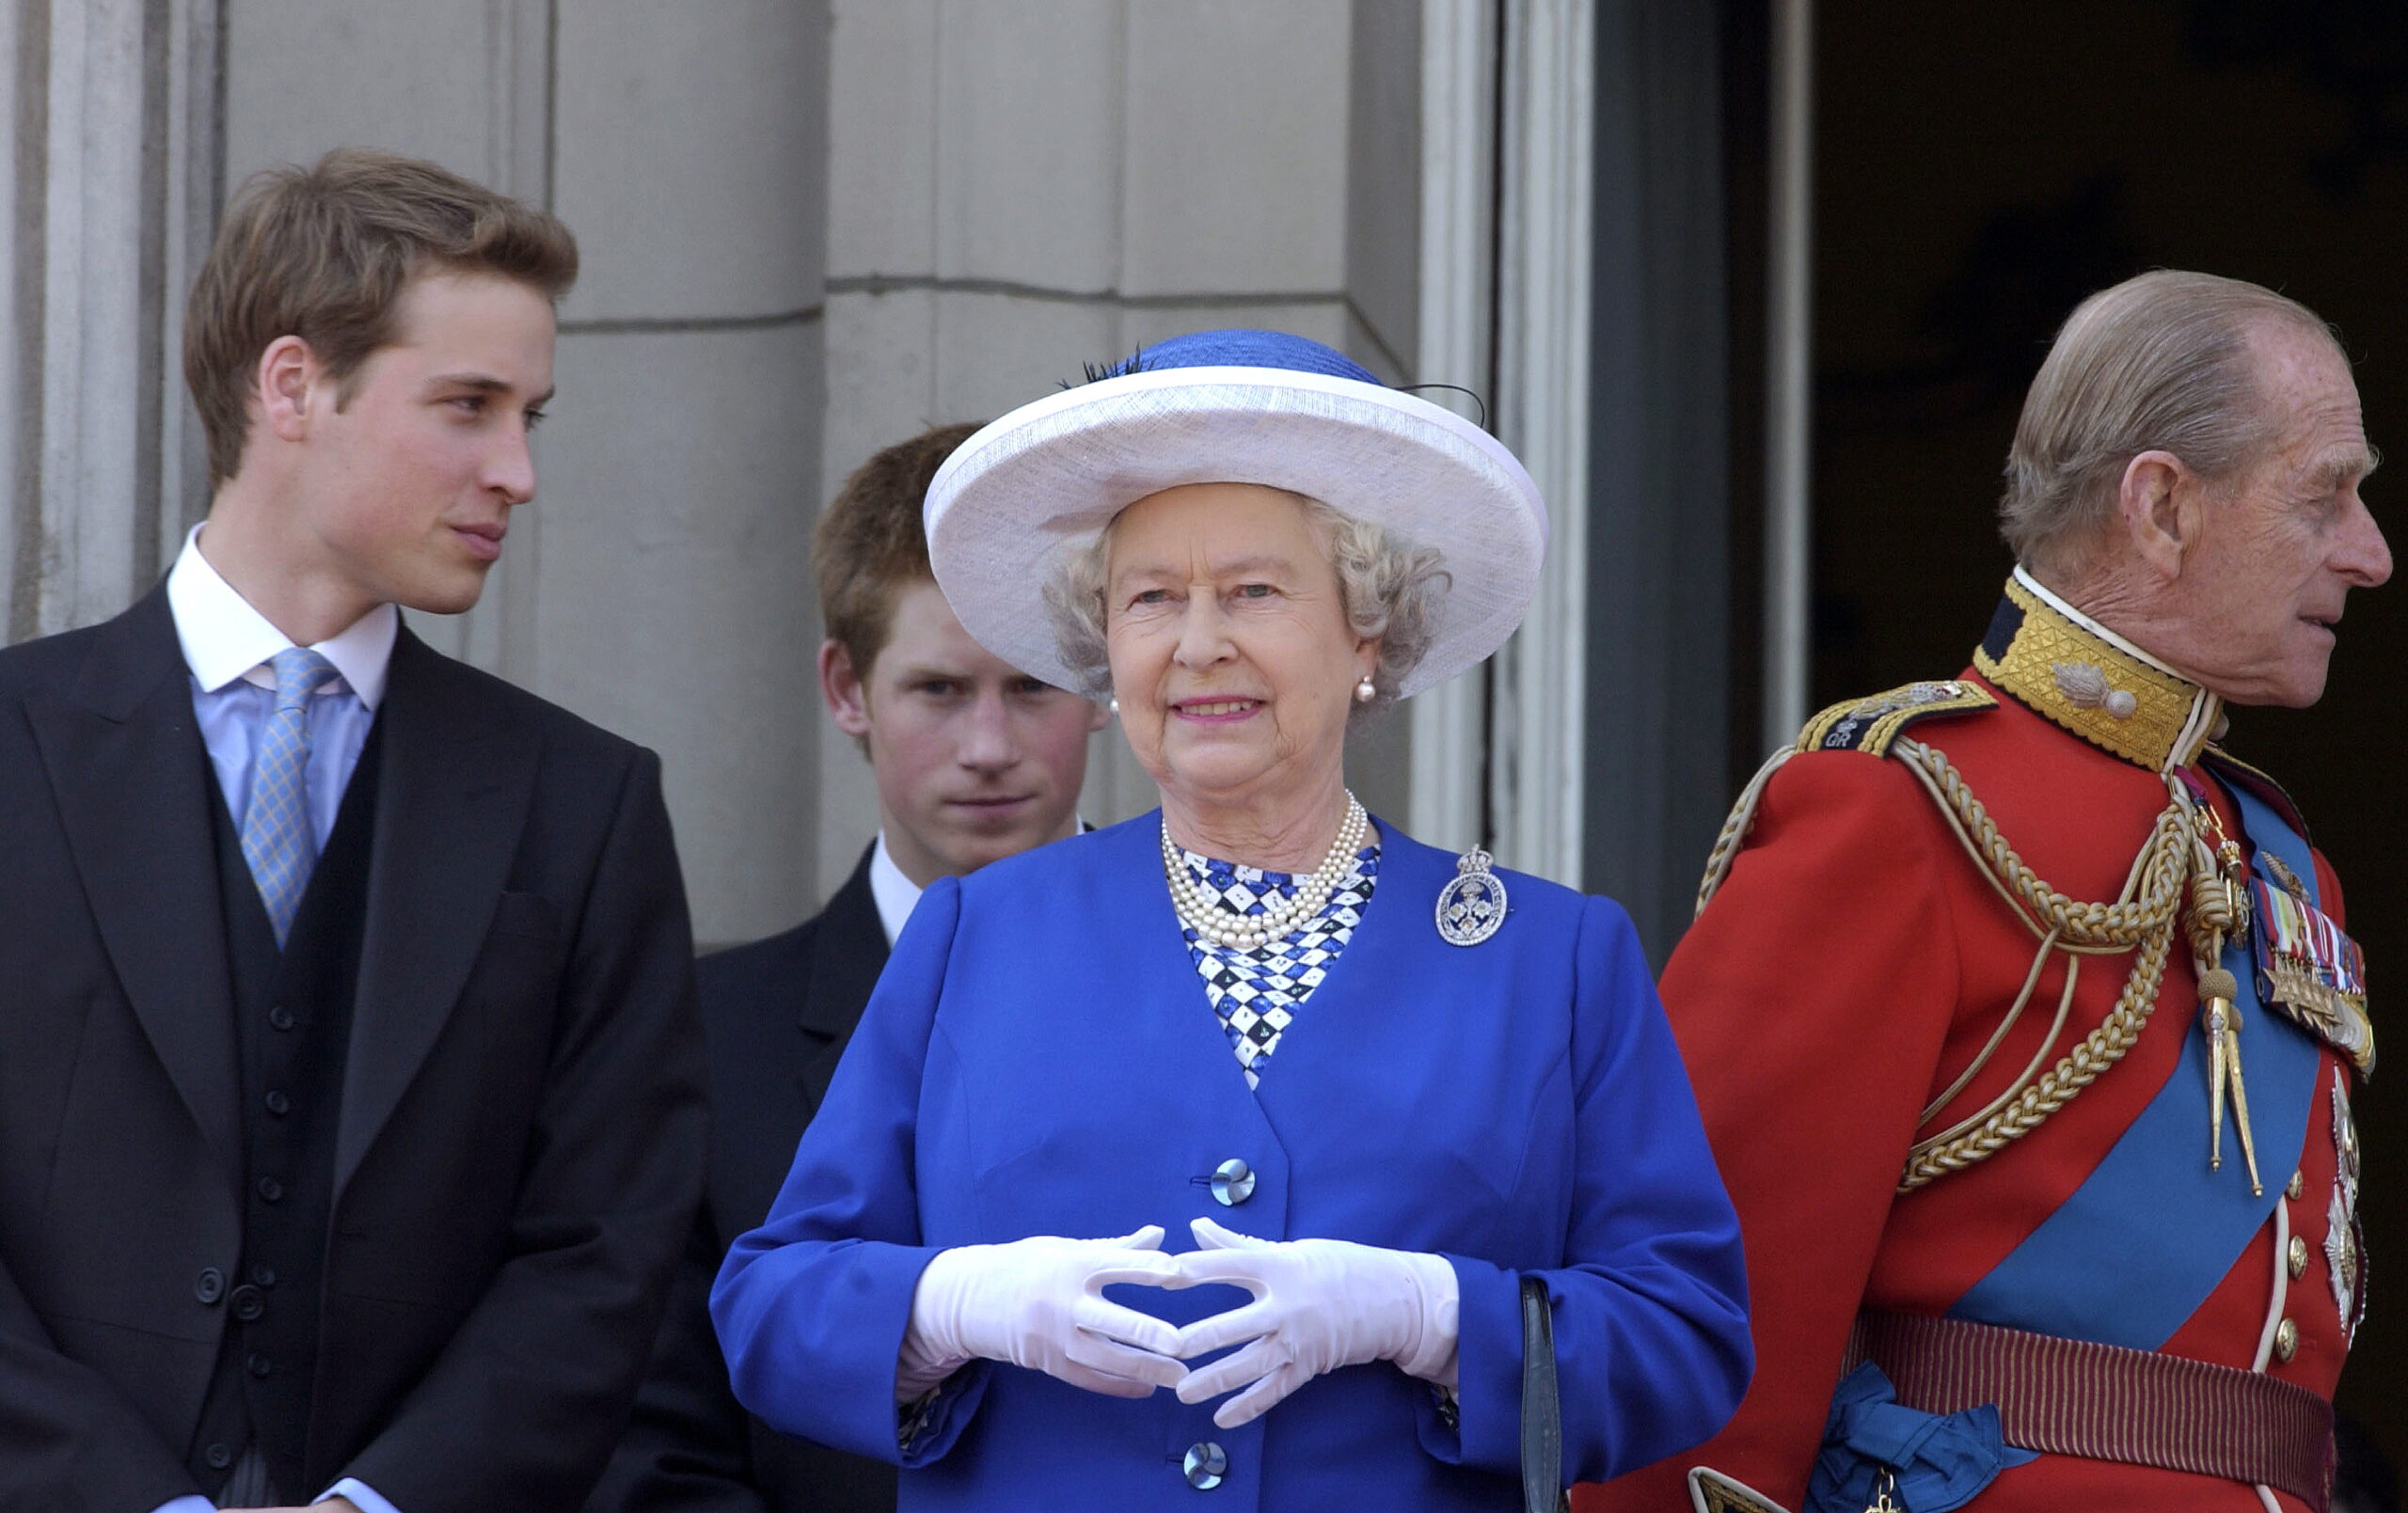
[585,844,897,1513]
[0,583,707,1511]
[585,842,905,1501]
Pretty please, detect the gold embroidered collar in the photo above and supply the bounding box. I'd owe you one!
[1972,569,2224,772]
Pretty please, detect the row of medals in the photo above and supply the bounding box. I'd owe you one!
[2193,816,2361,1341]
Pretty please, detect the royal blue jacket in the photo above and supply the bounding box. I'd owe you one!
[713,813,1750,1511]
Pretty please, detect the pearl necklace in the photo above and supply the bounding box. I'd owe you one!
[1162,795,1370,951]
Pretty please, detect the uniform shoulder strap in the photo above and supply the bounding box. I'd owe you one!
[1796,678,1998,757]
[1696,679,1997,917]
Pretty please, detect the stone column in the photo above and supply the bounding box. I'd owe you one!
[540,1,830,947]
[1410,0,1497,857]
[0,0,220,642]
[1490,0,1595,892]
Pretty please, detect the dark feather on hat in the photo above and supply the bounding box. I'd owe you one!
[1069,344,1154,388]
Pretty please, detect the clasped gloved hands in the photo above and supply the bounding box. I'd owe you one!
[902,1217,1460,1427]
[1167,1216,1461,1426]
[900,1225,1190,1399]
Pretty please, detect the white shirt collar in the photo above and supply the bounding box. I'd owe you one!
[866,832,925,947]
[166,524,398,707]
[865,820,1090,947]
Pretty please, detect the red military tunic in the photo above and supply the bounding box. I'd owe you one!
[1584,575,2366,1513]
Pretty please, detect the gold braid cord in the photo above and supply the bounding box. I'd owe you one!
[1892,738,2223,1193]
[1695,747,1793,918]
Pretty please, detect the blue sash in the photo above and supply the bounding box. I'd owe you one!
[1946,779,2323,1348]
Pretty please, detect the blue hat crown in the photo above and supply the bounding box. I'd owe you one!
[1088,328,1381,386]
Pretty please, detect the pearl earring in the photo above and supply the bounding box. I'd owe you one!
[1108,697,1120,717]
[1354,676,1375,703]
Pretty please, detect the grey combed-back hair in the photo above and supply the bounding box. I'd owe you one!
[2000,269,2346,577]
[1042,493,1450,727]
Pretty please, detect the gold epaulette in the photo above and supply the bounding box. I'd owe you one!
[1795,679,1998,757]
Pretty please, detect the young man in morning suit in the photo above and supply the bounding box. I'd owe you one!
[586,424,1106,1512]
[1588,272,2386,1511]
[0,149,705,1511]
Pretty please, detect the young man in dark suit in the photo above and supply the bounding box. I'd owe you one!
[0,149,705,1512]
[587,424,1104,1512]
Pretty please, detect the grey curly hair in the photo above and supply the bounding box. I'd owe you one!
[1042,493,1450,726]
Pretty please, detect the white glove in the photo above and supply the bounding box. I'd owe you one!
[898,1225,1188,1400]
[1169,1216,1461,1427]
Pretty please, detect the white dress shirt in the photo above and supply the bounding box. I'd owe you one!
[867,833,926,947]
[167,525,395,846]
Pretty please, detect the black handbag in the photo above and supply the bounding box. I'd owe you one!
[1521,1276,1573,1513]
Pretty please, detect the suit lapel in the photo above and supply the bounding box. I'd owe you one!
[336,631,538,1194]
[24,588,244,1172]
[796,847,888,1113]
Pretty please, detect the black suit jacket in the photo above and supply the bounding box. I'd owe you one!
[585,845,895,1513]
[0,586,706,1511]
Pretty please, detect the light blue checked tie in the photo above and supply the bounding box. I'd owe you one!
[240,646,340,946]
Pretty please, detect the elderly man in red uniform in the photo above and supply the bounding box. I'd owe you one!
[1587,270,2387,1513]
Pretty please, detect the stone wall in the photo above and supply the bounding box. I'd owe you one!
[0,0,1442,947]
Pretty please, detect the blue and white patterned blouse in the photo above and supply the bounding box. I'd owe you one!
[1171,835,1382,1089]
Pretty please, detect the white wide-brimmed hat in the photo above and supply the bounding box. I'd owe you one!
[923,328,1546,699]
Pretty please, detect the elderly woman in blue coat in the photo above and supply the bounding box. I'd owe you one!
[712,330,1750,1509]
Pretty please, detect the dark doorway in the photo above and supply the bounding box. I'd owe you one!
[1811,0,2408,1472]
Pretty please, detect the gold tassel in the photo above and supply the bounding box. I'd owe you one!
[2201,974,2230,1173]
[2198,966,2263,1195]
[2225,998,2263,1197]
